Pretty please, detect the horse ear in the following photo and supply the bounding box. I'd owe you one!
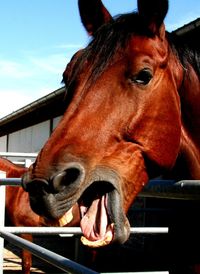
[78,0,112,36]
[137,0,168,38]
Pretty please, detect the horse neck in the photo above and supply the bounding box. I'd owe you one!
[178,65,200,178]
[180,65,200,144]
[0,158,26,178]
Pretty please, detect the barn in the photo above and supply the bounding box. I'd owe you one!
[1,18,200,273]
[0,18,200,159]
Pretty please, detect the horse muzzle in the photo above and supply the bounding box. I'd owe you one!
[22,162,130,247]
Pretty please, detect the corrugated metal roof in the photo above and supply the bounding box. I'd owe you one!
[173,17,200,36]
[0,87,66,136]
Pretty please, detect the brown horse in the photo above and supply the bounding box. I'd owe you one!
[22,0,200,249]
[1,157,80,273]
[0,157,38,274]
[1,158,48,274]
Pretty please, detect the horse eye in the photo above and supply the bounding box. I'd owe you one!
[132,69,153,85]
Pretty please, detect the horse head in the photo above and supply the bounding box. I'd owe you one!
[22,0,188,248]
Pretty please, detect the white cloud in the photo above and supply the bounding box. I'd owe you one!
[0,86,55,119]
[29,53,67,74]
[0,89,33,118]
[0,49,71,84]
[0,51,68,118]
[0,60,33,79]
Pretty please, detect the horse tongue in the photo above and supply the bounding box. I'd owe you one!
[80,195,108,241]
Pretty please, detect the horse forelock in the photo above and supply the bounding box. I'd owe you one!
[63,12,200,101]
[63,12,156,95]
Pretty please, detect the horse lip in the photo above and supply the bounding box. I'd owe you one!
[77,183,130,245]
[107,188,130,244]
[22,166,130,244]
[77,167,131,245]
[52,166,130,245]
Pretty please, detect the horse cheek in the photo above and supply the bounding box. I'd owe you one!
[121,149,149,213]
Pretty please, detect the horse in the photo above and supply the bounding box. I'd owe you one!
[22,0,200,250]
[1,157,81,273]
[0,157,37,274]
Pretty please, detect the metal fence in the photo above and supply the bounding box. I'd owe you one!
[0,177,170,273]
[0,152,37,167]
[0,177,169,272]
[1,152,200,273]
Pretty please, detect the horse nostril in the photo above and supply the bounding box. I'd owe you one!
[22,177,49,194]
[52,162,85,192]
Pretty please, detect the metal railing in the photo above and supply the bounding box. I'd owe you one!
[1,153,199,273]
[0,229,99,274]
[0,226,169,235]
[0,152,38,158]
[1,227,170,274]
[0,152,37,167]
[2,176,200,199]
[0,176,171,274]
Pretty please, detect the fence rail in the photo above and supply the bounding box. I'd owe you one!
[1,160,200,274]
[0,226,169,235]
[0,152,38,158]
[0,176,171,273]
[2,177,200,200]
[0,152,37,167]
[0,229,99,274]
[1,228,169,274]
[141,179,200,200]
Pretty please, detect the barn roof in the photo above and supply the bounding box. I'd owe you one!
[0,17,200,137]
[172,17,200,47]
[0,87,66,137]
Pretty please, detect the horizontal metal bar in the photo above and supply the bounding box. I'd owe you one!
[102,272,169,274]
[0,152,38,158]
[130,227,168,234]
[1,227,82,235]
[0,178,21,186]
[12,161,27,165]
[0,230,99,274]
[2,178,200,199]
[140,180,200,200]
[0,227,168,235]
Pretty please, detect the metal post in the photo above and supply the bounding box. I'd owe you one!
[0,171,6,274]
[25,158,33,168]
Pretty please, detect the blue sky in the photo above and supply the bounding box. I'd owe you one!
[0,0,199,118]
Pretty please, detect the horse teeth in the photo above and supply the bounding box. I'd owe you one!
[59,208,73,226]
[80,223,114,248]
[80,231,113,248]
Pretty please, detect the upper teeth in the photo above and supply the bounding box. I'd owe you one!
[58,208,73,226]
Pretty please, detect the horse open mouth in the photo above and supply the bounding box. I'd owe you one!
[23,172,130,247]
[79,182,115,247]
[58,181,126,248]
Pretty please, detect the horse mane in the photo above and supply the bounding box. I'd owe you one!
[64,12,154,92]
[168,32,200,78]
[64,12,200,95]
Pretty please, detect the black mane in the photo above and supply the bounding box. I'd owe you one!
[64,12,154,91]
[168,32,200,78]
[64,12,200,93]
